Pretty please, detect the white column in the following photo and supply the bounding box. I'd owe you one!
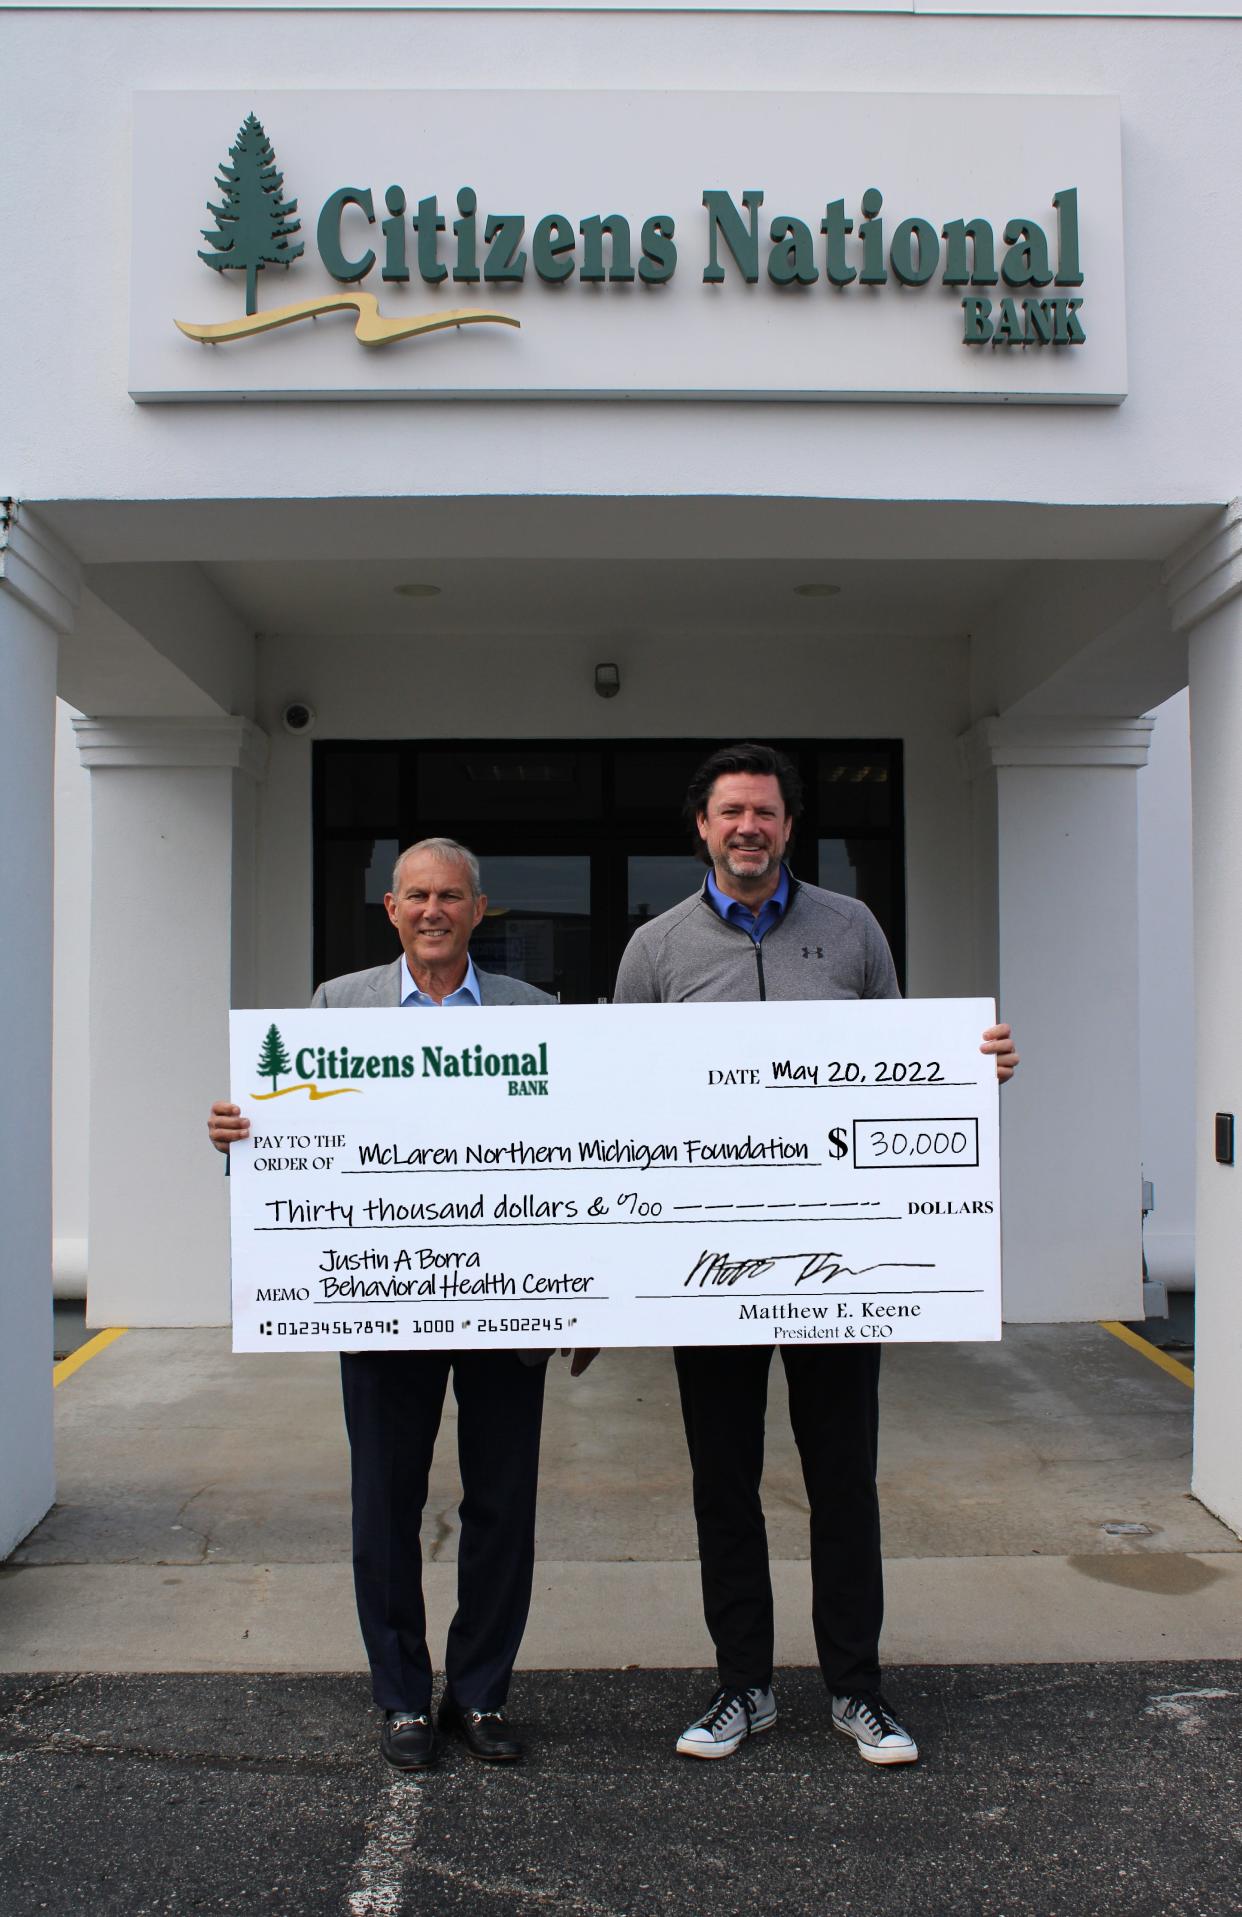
[74,718,268,1328]
[1135,690,1195,1293]
[53,700,93,1301]
[1165,501,1242,1536]
[0,509,79,1556]
[960,717,1154,1323]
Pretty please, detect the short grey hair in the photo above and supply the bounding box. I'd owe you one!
[390,837,482,899]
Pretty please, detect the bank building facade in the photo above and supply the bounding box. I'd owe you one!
[2,0,1239,1554]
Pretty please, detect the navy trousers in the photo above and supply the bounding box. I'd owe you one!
[674,1343,884,1697]
[340,1348,546,1714]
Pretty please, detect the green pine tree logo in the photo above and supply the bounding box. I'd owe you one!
[256,1022,293,1092]
[199,114,304,316]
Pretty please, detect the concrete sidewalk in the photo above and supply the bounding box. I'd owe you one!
[3,1323,1238,1673]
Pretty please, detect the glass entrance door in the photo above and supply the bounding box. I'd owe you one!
[314,739,905,1000]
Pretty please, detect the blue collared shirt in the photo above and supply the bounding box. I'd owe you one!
[400,953,482,1007]
[704,864,791,945]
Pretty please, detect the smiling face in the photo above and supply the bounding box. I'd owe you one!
[696,771,793,901]
[384,850,487,993]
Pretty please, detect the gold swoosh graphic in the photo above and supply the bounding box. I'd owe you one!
[250,1082,360,1101]
[175,293,519,348]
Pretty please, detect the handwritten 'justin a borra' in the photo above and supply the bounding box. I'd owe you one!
[684,1250,932,1289]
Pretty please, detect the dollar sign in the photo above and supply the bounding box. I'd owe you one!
[826,1127,849,1161]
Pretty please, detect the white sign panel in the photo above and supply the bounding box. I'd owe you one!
[131,90,1125,404]
[228,1000,1001,1352]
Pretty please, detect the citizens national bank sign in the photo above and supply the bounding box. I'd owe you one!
[130,91,1126,404]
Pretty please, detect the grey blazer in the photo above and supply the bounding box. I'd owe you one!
[311,957,555,1009]
[310,955,557,1363]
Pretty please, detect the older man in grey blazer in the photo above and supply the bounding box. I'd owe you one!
[209,838,554,1773]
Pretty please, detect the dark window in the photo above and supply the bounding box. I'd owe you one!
[416,748,603,823]
[473,854,593,1001]
[318,837,401,983]
[314,739,905,999]
[320,747,401,831]
[613,747,714,819]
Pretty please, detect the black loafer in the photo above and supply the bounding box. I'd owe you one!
[439,1700,524,1762]
[380,1710,437,1770]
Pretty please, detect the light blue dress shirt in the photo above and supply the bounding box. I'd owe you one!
[400,953,482,1007]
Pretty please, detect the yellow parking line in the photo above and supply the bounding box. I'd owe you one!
[1100,1319,1194,1390]
[53,1326,127,1388]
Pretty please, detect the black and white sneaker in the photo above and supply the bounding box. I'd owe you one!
[831,1692,918,1765]
[676,1685,777,1759]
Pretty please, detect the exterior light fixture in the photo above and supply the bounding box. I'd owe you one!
[594,662,621,699]
[793,582,841,598]
[393,582,441,598]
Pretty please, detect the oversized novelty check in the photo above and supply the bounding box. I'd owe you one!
[228,999,1000,1353]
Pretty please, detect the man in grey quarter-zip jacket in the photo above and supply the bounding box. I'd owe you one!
[614,742,1019,1770]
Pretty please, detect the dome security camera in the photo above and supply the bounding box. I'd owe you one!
[281,702,317,736]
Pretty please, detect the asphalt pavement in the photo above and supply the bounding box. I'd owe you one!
[3,1663,1240,1916]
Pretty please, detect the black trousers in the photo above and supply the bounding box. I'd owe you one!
[340,1349,546,1715]
[674,1343,883,1696]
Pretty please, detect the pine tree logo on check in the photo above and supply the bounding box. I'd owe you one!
[176,114,518,353]
[256,1022,294,1092]
[249,1024,551,1100]
[251,1021,358,1102]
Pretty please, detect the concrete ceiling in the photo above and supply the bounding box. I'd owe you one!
[200,554,1025,638]
[43,493,1218,642]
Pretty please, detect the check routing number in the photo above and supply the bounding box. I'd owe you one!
[228,999,1001,1353]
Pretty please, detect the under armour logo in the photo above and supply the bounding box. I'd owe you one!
[802,946,825,960]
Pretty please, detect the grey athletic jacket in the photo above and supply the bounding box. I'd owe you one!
[613,872,899,1004]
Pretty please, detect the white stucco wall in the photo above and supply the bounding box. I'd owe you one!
[3,10,1242,512]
